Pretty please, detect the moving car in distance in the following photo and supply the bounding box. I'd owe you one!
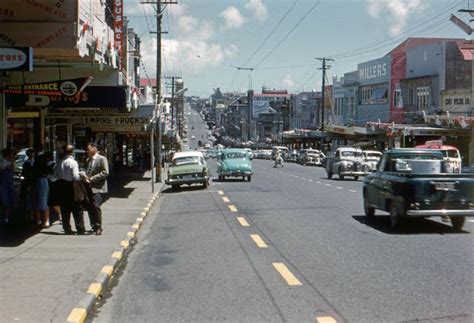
[166,151,210,191]
[217,148,254,182]
[363,148,474,230]
[416,140,462,173]
[302,149,325,167]
[326,147,368,180]
[363,150,383,172]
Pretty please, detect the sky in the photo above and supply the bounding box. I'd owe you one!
[124,0,473,97]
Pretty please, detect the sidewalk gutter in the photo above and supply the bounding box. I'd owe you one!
[66,191,160,323]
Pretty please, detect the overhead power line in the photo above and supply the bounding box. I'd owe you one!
[240,0,298,69]
[252,0,321,70]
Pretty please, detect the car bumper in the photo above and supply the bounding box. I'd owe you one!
[406,209,474,217]
[166,176,209,185]
[220,171,253,177]
[340,171,368,176]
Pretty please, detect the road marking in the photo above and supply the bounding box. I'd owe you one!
[301,177,306,180]
[326,184,332,187]
[127,231,135,238]
[222,196,230,203]
[121,240,130,249]
[317,181,321,184]
[316,316,337,323]
[112,251,123,260]
[101,265,114,277]
[67,308,86,323]
[308,179,313,182]
[237,217,250,227]
[468,219,474,223]
[337,186,343,189]
[272,263,302,286]
[217,190,224,195]
[295,176,300,178]
[87,282,102,297]
[228,205,238,212]
[250,234,268,248]
[349,189,357,193]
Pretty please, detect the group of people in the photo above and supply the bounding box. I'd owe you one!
[0,143,109,236]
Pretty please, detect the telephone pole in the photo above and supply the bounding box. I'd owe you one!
[164,75,181,129]
[316,57,334,132]
[141,0,177,182]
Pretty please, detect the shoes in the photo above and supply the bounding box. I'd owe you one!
[64,229,75,235]
[43,220,50,228]
[37,220,43,226]
[77,230,86,235]
[95,228,103,236]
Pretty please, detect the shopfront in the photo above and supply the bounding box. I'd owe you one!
[357,55,391,126]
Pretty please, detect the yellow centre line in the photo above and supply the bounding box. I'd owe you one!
[272,262,302,286]
[316,316,337,323]
[222,196,230,203]
[326,184,332,187]
[217,190,224,195]
[237,217,250,227]
[250,234,268,248]
[349,189,357,193]
[228,205,238,212]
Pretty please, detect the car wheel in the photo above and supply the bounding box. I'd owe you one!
[389,204,402,230]
[203,180,208,189]
[450,216,465,231]
[354,176,359,181]
[172,184,180,191]
[339,174,344,180]
[242,176,246,181]
[327,171,332,179]
[364,194,375,219]
[247,176,251,182]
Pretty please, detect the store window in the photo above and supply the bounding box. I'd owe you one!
[445,98,452,105]
[465,98,470,105]
[454,98,464,105]
[394,89,403,108]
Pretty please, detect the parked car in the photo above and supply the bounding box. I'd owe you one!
[165,151,210,190]
[217,148,254,182]
[244,148,254,160]
[325,147,368,180]
[363,149,474,230]
[363,150,383,172]
[304,152,323,167]
[286,150,299,163]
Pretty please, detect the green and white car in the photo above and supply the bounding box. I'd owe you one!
[217,148,254,182]
[166,151,210,190]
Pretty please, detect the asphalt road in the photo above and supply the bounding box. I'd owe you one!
[93,109,474,323]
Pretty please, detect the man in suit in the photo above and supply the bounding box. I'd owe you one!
[83,143,109,235]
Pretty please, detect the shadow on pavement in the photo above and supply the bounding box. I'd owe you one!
[162,185,207,194]
[0,170,150,247]
[353,215,470,235]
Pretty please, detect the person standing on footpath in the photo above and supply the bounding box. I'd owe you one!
[0,148,15,224]
[20,149,35,222]
[32,144,50,228]
[56,145,86,235]
[82,143,109,235]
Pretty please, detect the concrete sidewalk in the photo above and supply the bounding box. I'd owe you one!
[0,171,161,323]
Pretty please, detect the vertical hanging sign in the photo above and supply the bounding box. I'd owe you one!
[113,0,124,70]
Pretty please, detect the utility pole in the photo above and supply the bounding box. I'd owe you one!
[141,0,177,183]
[231,66,254,142]
[316,57,334,132]
[164,75,181,129]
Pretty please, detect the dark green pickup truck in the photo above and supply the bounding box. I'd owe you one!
[363,149,474,231]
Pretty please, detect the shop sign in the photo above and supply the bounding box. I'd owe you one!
[84,116,149,126]
[0,47,33,71]
[114,0,124,69]
[357,56,390,85]
[1,77,90,96]
[5,85,127,110]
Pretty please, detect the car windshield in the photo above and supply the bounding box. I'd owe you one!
[224,152,247,159]
[173,156,203,166]
[441,149,459,158]
[365,153,381,159]
[341,151,362,158]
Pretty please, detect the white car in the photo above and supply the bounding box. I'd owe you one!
[191,135,196,140]
[363,150,382,172]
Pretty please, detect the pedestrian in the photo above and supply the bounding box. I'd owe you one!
[48,150,63,225]
[32,143,50,228]
[20,149,35,222]
[56,145,86,235]
[82,143,109,235]
[0,148,15,224]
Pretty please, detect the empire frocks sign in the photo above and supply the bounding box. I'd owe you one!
[0,47,33,71]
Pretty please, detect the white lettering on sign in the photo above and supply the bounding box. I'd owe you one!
[0,48,26,69]
[359,63,387,81]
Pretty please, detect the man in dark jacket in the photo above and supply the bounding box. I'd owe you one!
[32,144,50,227]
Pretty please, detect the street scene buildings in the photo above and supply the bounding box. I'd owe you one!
[0,1,473,323]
